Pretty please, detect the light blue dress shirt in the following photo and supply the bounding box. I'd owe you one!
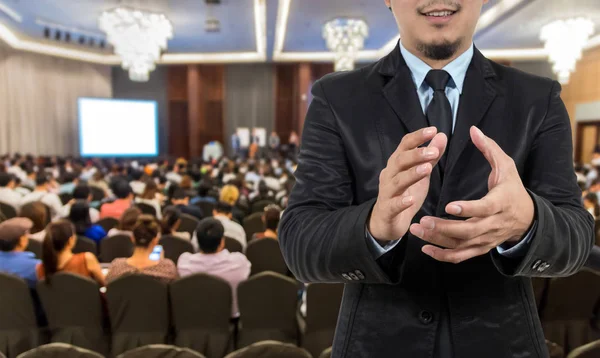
[366,41,536,259]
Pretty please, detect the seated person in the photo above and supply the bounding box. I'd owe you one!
[212,201,246,249]
[0,172,23,209]
[59,172,79,195]
[36,220,105,286]
[134,180,163,219]
[161,207,190,241]
[19,201,48,242]
[252,205,281,241]
[220,184,244,224]
[69,202,107,243]
[60,184,101,222]
[107,207,141,237]
[107,215,178,284]
[129,170,146,196]
[20,174,64,220]
[190,181,217,205]
[178,218,251,317]
[169,188,203,220]
[0,218,40,288]
[100,180,133,219]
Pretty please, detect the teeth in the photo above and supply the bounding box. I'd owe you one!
[426,11,453,17]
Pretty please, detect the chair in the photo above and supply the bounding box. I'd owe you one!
[195,202,215,218]
[58,193,73,206]
[170,274,233,358]
[96,217,119,233]
[116,344,206,358]
[224,341,311,358]
[135,203,157,217]
[25,240,42,260]
[73,237,97,256]
[16,343,105,358]
[302,283,344,358]
[99,235,133,263]
[36,273,108,356]
[224,237,243,253]
[0,273,39,358]
[318,347,332,358]
[567,339,600,358]
[0,202,17,219]
[245,239,287,276]
[546,340,564,358]
[237,272,300,348]
[89,187,105,202]
[106,275,170,356]
[540,271,600,354]
[159,235,193,265]
[250,200,275,214]
[242,213,264,243]
[178,214,200,238]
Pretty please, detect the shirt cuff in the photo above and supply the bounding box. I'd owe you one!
[365,226,401,259]
[496,220,537,258]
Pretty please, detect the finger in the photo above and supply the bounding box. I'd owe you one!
[409,223,462,249]
[445,191,503,218]
[386,195,416,217]
[470,126,507,171]
[416,216,490,241]
[397,127,438,152]
[426,132,448,167]
[392,146,441,173]
[421,244,490,264]
[384,162,432,198]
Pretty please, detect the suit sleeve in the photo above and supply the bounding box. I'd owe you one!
[279,80,402,284]
[491,81,595,277]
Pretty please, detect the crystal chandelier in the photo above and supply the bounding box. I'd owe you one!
[99,7,173,82]
[323,18,369,72]
[540,18,594,84]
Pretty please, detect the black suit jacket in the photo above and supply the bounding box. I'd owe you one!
[279,44,595,358]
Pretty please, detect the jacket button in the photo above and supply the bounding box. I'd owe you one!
[532,259,542,270]
[419,310,434,324]
[341,273,351,281]
[348,273,359,280]
[355,270,365,280]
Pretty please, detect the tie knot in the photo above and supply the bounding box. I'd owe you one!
[425,69,451,92]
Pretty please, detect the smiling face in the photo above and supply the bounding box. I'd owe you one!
[385,0,487,62]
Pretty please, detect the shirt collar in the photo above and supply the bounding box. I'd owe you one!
[399,41,474,94]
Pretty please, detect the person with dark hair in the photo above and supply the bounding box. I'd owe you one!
[0,172,22,209]
[107,207,142,237]
[253,205,281,241]
[68,202,106,243]
[166,163,183,185]
[191,180,216,205]
[20,174,64,219]
[170,188,203,220]
[100,180,133,219]
[584,192,600,220]
[0,218,40,288]
[88,170,109,196]
[60,184,101,223]
[135,180,163,219]
[19,202,48,242]
[36,220,105,286]
[106,215,178,284]
[178,218,250,317]
[130,170,146,196]
[212,201,246,249]
[160,207,190,241]
[59,172,80,195]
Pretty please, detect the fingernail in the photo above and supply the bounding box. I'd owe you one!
[423,149,436,158]
[402,196,413,205]
[421,217,435,230]
[424,127,436,136]
[448,204,462,215]
[412,226,424,237]
[416,163,429,174]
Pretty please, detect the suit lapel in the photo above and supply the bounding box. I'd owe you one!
[445,48,497,174]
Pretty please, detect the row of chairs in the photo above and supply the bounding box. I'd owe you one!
[0,271,343,358]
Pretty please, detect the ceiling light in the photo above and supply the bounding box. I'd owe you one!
[540,18,594,84]
[99,7,173,82]
[322,18,369,71]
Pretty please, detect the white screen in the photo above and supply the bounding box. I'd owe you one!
[79,98,158,157]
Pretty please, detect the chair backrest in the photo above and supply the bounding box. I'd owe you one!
[178,214,200,238]
[116,344,206,358]
[89,187,105,202]
[224,237,243,253]
[237,272,299,343]
[245,239,287,276]
[305,283,344,332]
[567,339,600,358]
[16,343,105,358]
[25,239,43,259]
[136,203,157,217]
[250,200,275,214]
[159,235,193,265]
[0,202,17,219]
[243,213,264,242]
[195,202,215,218]
[106,275,170,356]
[99,235,133,263]
[546,340,564,358]
[541,271,600,321]
[319,347,333,358]
[0,273,38,357]
[74,236,98,256]
[224,341,311,358]
[58,193,73,205]
[96,217,119,233]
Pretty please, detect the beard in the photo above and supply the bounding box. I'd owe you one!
[416,38,463,61]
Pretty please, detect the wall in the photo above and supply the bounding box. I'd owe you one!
[511,60,555,80]
[112,66,169,155]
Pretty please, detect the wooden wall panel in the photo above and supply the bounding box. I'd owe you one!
[275,64,299,144]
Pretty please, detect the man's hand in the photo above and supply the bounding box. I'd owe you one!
[368,127,448,241]
[410,126,535,263]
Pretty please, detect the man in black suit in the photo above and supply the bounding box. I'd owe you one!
[279,1,594,357]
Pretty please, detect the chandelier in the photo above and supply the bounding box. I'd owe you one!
[540,18,594,84]
[323,18,369,72]
[99,7,173,82]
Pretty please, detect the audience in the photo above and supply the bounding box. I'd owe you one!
[59,172,79,195]
[129,170,146,196]
[107,207,142,237]
[191,181,216,205]
[107,215,178,284]
[36,220,105,286]
[0,218,40,288]
[69,202,107,243]
[161,207,190,241]
[88,171,110,195]
[212,201,246,249]
[20,174,64,219]
[170,188,203,220]
[584,192,600,219]
[178,218,250,317]
[100,180,133,219]
[60,184,100,222]
[19,202,48,242]
[0,172,22,209]
[135,179,163,219]
[252,205,281,241]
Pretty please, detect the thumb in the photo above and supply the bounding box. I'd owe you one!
[470,126,505,170]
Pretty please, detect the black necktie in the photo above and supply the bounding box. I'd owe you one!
[425,69,453,171]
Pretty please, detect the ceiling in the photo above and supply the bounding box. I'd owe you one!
[0,0,597,64]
